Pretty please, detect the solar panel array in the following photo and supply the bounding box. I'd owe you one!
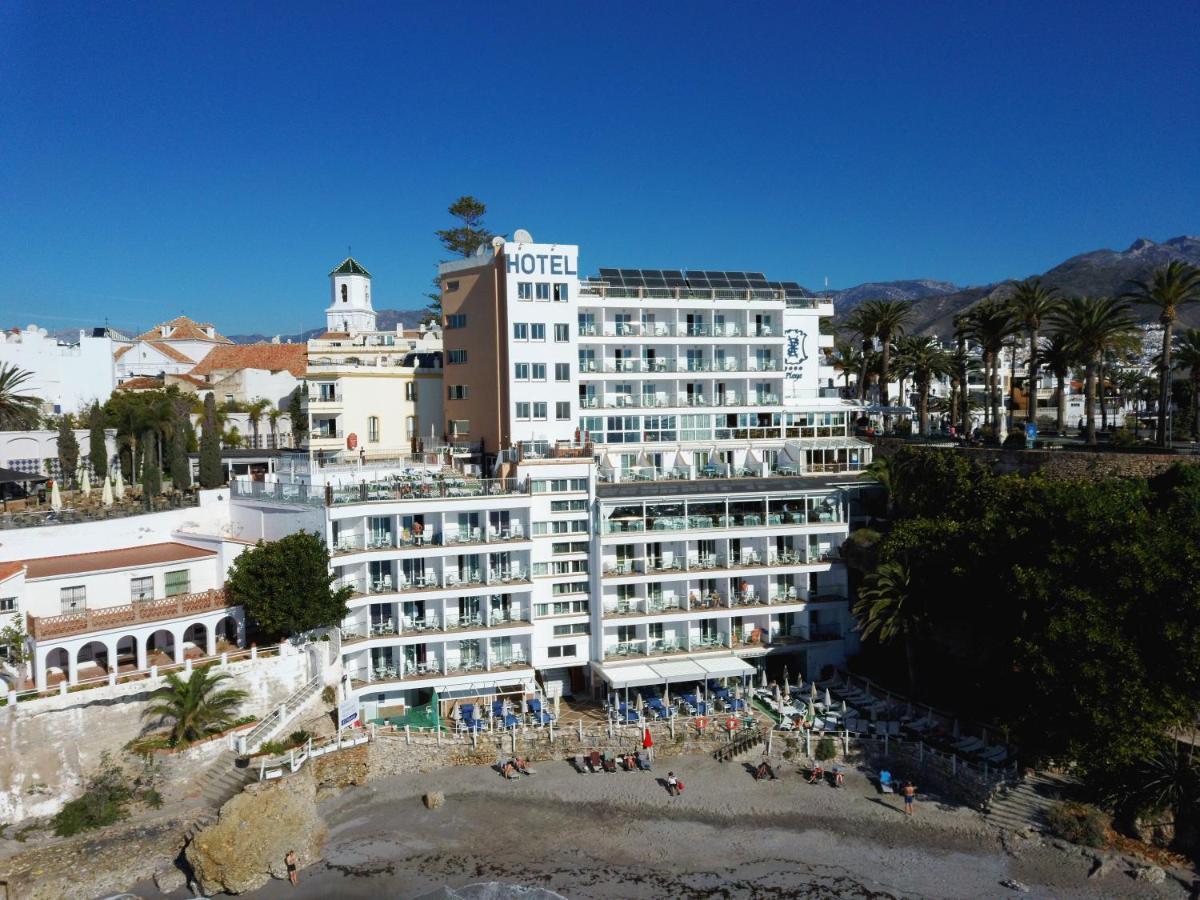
[594,268,808,298]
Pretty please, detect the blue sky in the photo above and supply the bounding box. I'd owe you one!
[1,2,1197,334]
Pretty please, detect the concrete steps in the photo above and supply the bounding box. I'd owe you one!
[985,772,1076,833]
[196,752,256,809]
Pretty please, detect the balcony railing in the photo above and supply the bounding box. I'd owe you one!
[27,589,231,641]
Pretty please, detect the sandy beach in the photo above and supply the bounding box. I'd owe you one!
[129,752,1189,900]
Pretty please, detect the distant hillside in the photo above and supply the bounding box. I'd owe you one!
[829,279,963,314]
[832,236,1200,337]
[227,307,429,344]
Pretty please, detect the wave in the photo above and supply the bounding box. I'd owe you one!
[415,884,570,900]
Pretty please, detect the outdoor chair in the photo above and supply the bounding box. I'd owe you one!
[528,698,554,725]
[636,751,652,771]
[572,755,587,774]
[588,750,603,773]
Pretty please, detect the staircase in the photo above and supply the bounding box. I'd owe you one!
[195,751,257,809]
[714,725,770,762]
[239,675,323,754]
[984,771,1077,833]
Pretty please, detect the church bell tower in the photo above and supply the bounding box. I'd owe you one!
[326,257,377,333]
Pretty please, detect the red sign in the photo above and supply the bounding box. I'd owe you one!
[346,433,358,450]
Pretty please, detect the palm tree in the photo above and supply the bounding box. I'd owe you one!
[830,339,863,396]
[842,307,877,404]
[1173,329,1200,441]
[141,665,248,747]
[853,558,922,696]
[1051,297,1136,445]
[901,337,951,436]
[0,363,42,429]
[1123,261,1200,446]
[267,407,282,449]
[246,397,271,450]
[1039,333,1075,436]
[1008,278,1061,426]
[859,300,913,427]
[960,300,1019,437]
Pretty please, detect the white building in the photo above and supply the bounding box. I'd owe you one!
[0,428,118,480]
[228,232,871,722]
[0,326,116,415]
[114,316,233,383]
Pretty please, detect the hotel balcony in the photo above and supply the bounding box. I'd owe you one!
[26,588,232,641]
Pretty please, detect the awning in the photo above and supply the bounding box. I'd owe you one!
[788,437,872,451]
[599,663,661,689]
[695,656,755,679]
[650,659,707,683]
[437,682,532,700]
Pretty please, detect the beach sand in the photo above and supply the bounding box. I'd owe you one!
[196,753,1186,900]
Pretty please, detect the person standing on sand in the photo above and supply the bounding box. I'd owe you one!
[286,849,298,885]
[902,782,917,816]
[666,771,680,796]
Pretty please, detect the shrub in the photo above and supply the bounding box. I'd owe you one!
[1002,431,1027,449]
[321,685,337,706]
[1046,801,1108,848]
[52,753,133,837]
[815,736,837,762]
[288,730,312,747]
[1109,428,1137,449]
[258,740,289,756]
[142,788,163,809]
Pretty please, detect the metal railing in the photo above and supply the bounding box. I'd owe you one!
[27,589,231,640]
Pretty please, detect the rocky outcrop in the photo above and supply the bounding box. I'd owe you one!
[424,791,445,809]
[186,770,327,895]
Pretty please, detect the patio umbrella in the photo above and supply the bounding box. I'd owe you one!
[642,725,653,750]
[101,475,113,507]
[760,668,768,690]
[80,468,91,497]
[810,682,817,701]
[114,467,126,500]
[673,449,691,469]
[782,671,791,699]
[50,479,62,511]
[635,693,644,716]
[824,688,832,708]
[841,699,848,714]
[808,698,817,720]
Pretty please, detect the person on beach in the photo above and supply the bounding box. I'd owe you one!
[285,850,298,886]
[902,781,917,815]
[666,771,680,796]
[755,756,777,781]
[807,762,824,784]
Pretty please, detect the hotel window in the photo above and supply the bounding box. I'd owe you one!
[448,350,468,365]
[0,597,14,612]
[547,645,577,658]
[513,323,528,341]
[445,313,467,329]
[555,363,570,382]
[514,363,530,381]
[553,283,568,302]
[368,416,381,442]
[535,282,550,301]
[518,282,533,300]
[448,385,469,400]
[531,323,546,341]
[406,416,416,438]
[553,622,589,636]
[60,585,86,613]
[130,576,154,602]
[450,419,469,436]
[516,402,531,420]
[165,569,190,597]
[556,401,571,421]
[533,402,548,420]
[536,599,589,616]
[444,280,460,292]
[554,323,569,342]
[578,312,596,335]
[532,363,547,381]
[405,382,418,401]
[551,499,588,512]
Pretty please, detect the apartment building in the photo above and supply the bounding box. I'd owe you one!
[304,258,443,462]
[227,231,870,721]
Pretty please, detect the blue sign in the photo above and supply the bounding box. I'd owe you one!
[338,696,359,728]
[1025,422,1037,446]
[505,253,577,276]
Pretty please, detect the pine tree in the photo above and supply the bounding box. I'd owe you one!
[170,412,192,491]
[140,428,161,504]
[199,394,222,488]
[288,387,307,446]
[425,196,496,321]
[88,403,108,481]
[57,415,79,488]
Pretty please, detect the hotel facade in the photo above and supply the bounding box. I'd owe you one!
[231,234,871,720]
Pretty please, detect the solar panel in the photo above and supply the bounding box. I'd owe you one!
[589,267,802,293]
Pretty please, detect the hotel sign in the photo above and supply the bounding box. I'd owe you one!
[784,328,808,379]
[505,253,578,276]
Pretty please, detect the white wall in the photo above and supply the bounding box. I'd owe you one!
[0,428,118,477]
[0,327,116,414]
[20,557,220,619]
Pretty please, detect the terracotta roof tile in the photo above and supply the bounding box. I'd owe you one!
[0,562,25,583]
[134,316,232,344]
[116,376,165,391]
[190,343,308,378]
[22,542,215,580]
[148,341,197,364]
[170,372,209,387]
[113,345,131,361]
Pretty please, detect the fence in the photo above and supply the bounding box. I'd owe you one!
[258,727,372,781]
[236,673,323,754]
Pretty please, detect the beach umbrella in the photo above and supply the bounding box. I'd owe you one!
[50,479,62,511]
[760,668,768,690]
[101,475,113,508]
[782,671,791,700]
[810,682,817,701]
[841,699,848,714]
[114,467,126,500]
[642,725,653,750]
[824,688,832,708]
[808,698,816,720]
[80,468,91,497]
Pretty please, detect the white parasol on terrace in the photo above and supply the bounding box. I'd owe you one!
[114,467,126,500]
[50,479,62,511]
[80,467,91,497]
[101,475,114,508]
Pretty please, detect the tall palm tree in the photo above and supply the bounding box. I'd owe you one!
[960,300,1019,437]
[1051,297,1136,445]
[842,307,877,405]
[830,338,863,395]
[859,300,913,427]
[0,363,42,429]
[853,558,922,696]
[1008,278,1061,426]
[1123,261,1200,446]
[901,336,951,436]
[1173,329,1200,441]
[1039,333,1075,436]
[246,397,271,450]
[141,665,247,747]
[267,407,282,449]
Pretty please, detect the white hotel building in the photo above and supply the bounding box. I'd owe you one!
[230,233,871,720]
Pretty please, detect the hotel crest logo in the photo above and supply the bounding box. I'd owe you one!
[783,328,808,379]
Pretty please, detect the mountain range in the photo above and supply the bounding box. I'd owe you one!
[226,307,429,345]
[829,235,1200,336]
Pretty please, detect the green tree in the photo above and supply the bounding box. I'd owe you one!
[1123,261,1200,446]
[87,402,108,481]
[1050,297,1136,444]
[139,429,161,504]
[426,195,496,320]
[199,394,222,488]
[1039,333,1076,435]
[959,300,1019,435]
[225,531,353,640]
[896,336,950,436]
[267,407,281,449]
[1008,278,1061,425]
[830,338,863,394]
[853,558,922,695]
[288,387,307,447]
[842,307,877,405]
[223,426,242,449]
[169,411,191,491]
[1174,329,1200,441]
[858,299,913,425]
[0,613,26,665]
[51,752,133,836]
[56,414,79,488]
[141,665,248,747]
[0,363,41,429]
[246,397,270,450]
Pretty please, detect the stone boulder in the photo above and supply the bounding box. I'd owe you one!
[186,771,327,895]
[424,791,445,809]
[153,861,188,894]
